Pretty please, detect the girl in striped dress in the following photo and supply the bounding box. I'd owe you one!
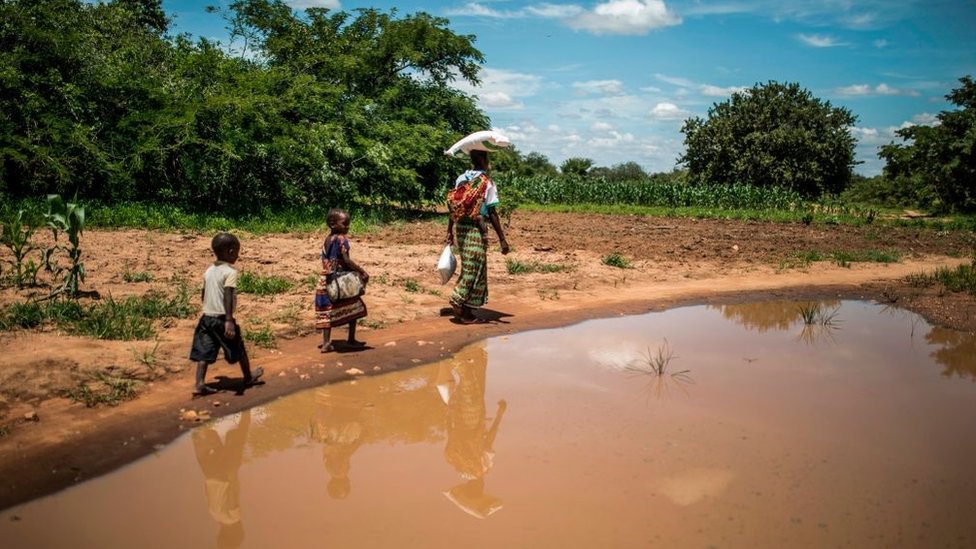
[315,209,369,352]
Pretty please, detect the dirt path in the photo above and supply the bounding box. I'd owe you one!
[1,211,974,509]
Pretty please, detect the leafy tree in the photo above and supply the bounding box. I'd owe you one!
[606,161,647,182]
[879,76,976,212]
[560,157,594,178]
[680,81,857,197]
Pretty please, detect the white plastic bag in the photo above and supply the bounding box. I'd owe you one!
[437,244,457,284]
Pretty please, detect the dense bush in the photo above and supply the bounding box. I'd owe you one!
[680,81,857,198]
[0,0,488,213]
[879,76,976,213]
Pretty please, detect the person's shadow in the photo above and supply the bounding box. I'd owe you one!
[442,307,514,324]
[210,376,266,396]
[192,410,250,549]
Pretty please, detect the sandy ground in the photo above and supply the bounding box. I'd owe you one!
[1,210,974,509]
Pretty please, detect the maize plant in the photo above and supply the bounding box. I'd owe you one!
[0,209,41,288]
[43,194,86,298]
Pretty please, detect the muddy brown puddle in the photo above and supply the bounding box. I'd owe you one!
[2,300,976,548]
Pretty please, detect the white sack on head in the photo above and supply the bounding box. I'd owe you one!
[444,130,511,157]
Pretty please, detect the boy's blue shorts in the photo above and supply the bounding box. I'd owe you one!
[189,315,247,364]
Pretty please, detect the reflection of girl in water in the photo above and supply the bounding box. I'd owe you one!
[438,342,507,518]
[315,384,366,499]
[192,410,250,549]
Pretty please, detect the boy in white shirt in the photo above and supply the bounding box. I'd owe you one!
[189,233,263,395]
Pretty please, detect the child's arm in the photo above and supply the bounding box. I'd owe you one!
[487,207,510,255]
[340,248,370,284]
[223,287,238,338]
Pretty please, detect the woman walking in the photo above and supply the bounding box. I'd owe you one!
[445,149,510,324]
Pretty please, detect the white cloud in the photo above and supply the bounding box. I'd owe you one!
[286,0,341,8]
[649,102,689,120]
[572,79,626,96]
[654,73,695,88]
[873,39,889,48]
[453,68,543,110]
[699,84,747,97]
[591,121,616,131]
[589,131,636,148]
[796,33,847,47]
[681,1,917,30]
[446,2,584,19]
[911,112,938,125]
[834,83,918,97]
[445,2,517,18]
[568,0,682,35]
[527,4,585,18]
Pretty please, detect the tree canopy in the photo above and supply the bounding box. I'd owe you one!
[680,81,858,197]
[879,76,976,213]
[0,0,489,213]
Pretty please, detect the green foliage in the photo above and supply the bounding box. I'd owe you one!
[560,157,595,178]
[123,269,154,283]
[0,209,42,287]
[0,0,488,212]
[680,81,857,198]
[602,253,631,269]
[933,260,976,295]
[43,194,86,297]
[506,259,571,274]
[0,286,192,338]
[237,271,293,295]
[62,372,142,408]
[879,76,976,213]
[244,323,276,349]
[506,176,803,210]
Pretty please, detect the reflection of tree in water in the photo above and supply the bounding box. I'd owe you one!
[711,300,842,333]
[925,326,976,381]
[438,341,506,519]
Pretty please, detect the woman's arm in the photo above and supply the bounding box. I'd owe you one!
[446,216,455,246]
[487,207,510,255]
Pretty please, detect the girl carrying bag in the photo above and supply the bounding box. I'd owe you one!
[327,267,364,301]
[323,239,364,301]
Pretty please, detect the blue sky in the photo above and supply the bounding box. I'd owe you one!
[161,0,976,175]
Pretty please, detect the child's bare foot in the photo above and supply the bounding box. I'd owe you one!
[244,367,264,386]
[194,385,217,396]
[319,342,335,353]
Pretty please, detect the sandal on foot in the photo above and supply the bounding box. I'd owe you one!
[245,367,265,386]
[320,343,335,353]
[193,386,217,396]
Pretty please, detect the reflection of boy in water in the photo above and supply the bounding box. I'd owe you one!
[438,342,507,518]
[192,410,250,549]
[315,384,366,499]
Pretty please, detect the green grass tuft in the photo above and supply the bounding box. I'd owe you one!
[602,253,632,269]
[238,272,293,295]
[506,259,572,275]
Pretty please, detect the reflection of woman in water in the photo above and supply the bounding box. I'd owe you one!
[438,342,507,518]
[315,383,366,499]
[192,410,250,549]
